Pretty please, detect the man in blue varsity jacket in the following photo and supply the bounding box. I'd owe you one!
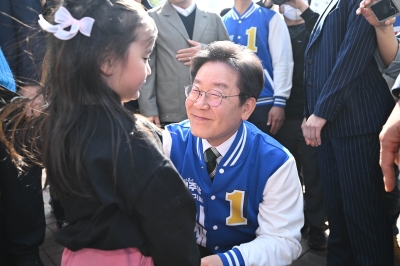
[162,41,303,266]
[222,0,293,136]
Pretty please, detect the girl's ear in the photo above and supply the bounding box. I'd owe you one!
[100,54,115,76]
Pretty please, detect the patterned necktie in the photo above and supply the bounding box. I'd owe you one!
[205,147,221,180]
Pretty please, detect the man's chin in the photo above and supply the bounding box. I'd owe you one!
[189,127,208,140]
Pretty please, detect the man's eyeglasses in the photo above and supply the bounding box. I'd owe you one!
[184,85,247,107]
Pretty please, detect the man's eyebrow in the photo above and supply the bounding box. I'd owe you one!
[213,83,228,88]
[192,80,228,89]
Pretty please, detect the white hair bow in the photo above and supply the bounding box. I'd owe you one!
[38,6,95,40]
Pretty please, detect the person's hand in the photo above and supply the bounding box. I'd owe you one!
[301,114,327,147]
[18,85,44,117]
[176,40,202,66]
[146,115,161,127]
[267,106,285,135]
[201,255,223,266]
[356,0,396,27]
[379,102,400,192]
[263,0,274,8]
[285,0,309,13]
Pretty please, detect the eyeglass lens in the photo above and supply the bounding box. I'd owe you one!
[185,86,222,107]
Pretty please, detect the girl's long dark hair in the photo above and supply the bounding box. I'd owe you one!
[0,0,157,199]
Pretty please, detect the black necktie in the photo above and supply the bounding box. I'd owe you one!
[205,147,221,180]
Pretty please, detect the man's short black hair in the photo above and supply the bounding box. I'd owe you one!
[190,41,264,105]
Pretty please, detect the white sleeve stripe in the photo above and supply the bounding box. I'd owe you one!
[256,97,274,104]
[274,99,287,104]
[229,250,240,265]
[275,98,286,102]
[223,253,234,266]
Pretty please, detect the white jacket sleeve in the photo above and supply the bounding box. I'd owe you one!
[268,14,294,106]
[219,156,304,266]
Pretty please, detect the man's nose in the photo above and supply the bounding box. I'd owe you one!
[194,92,209,109]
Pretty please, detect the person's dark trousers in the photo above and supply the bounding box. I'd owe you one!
[274,119,326,229]
[0,145,45,260]
[247,104,273,135]
[318,133,393,265]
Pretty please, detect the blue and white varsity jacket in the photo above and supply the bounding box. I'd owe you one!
[163,120,303,266]
[222,3,293,108]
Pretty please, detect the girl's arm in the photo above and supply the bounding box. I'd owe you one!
[133,160,200,266]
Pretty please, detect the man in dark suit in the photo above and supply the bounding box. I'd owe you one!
[0,0,45,265]
[302,0,395,264]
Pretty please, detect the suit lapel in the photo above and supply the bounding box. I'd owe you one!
[161,1,189,40]
[192,7,207,41]
[307,0,340,51]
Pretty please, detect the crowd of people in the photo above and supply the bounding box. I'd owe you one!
[1,0,400,265]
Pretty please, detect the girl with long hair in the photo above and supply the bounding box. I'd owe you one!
[0,0,200,265]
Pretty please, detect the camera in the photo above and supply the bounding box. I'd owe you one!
[272,0,288,5]
[370,0,400,22]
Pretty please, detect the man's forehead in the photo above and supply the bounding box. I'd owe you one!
[195,64,237,87]
[193,79,229,89]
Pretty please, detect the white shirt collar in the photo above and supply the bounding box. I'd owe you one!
[171,2,196,17]
[202,131,238,163]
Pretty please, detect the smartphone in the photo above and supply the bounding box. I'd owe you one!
[370,0,400,22]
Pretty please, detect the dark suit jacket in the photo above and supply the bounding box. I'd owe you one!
[304,0,395,138]
[0,0,44,88]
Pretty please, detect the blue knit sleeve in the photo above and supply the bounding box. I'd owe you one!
[0,47,16,92]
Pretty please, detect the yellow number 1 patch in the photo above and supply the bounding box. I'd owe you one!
[226,190,248,225]
[245,27,258,53]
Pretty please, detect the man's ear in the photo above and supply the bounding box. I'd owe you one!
[241,97,256,121]
[100,54,115,76]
